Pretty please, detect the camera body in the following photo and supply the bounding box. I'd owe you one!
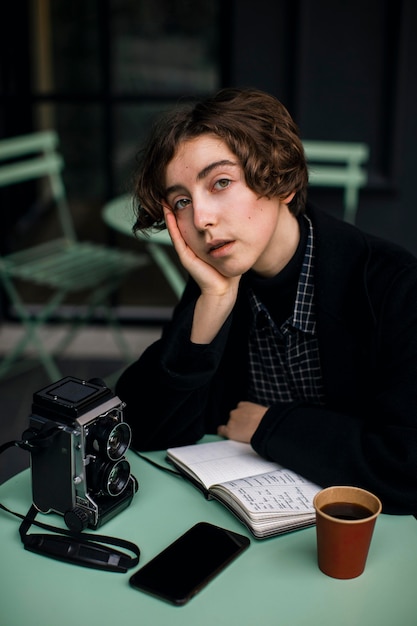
[27,376,138,531]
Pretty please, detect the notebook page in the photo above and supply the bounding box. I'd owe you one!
[213,471,321,516]
[167,440,280,490]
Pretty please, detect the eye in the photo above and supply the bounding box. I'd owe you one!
[173,197,191,211]
[213,178,231,191]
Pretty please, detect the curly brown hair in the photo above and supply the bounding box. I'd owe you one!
[132,88,308,234]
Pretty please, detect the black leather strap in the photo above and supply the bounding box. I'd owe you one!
[18,504,140,572]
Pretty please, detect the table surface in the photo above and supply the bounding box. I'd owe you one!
[1,436,416,626]
[102,195,172,244]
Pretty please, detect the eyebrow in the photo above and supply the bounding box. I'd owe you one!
[197,159,239,181]
[165,159,239,197]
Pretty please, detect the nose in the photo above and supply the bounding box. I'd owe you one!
[192,194,218,231]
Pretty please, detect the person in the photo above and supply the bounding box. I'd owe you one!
[116,87,417,515]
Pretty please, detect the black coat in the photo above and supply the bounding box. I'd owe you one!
[116,206,417,514]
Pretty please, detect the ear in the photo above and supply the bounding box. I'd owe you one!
[282,191,296,205]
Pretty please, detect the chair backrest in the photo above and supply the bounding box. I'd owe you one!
[303,140,369,224]
[0,130,76,241]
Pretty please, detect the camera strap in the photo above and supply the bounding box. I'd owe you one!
[19,504,140,572]
[0,439,141,573]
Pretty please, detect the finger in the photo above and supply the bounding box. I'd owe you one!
[217,424,228,438]
[163,206,177,236]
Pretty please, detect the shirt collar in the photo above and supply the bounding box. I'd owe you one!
[292,214,316,334]
[248,214,316,335]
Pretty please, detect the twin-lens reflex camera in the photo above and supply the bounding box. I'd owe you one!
[24,376,138,532]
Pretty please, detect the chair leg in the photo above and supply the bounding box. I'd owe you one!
[0,274,136,382]
[0,278,65,381]
[146,242,185,299]
[0,318,62,381]
[343,186,359,225]
[50,281,134,364]
[103,308,135,363]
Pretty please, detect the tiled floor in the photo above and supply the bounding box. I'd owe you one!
[0,322,162,484]
[0,321,162,359]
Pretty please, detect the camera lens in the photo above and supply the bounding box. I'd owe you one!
[89,458,132,497]
[107,423,130,459]
[105,459,131,496]
[89,418,132,461]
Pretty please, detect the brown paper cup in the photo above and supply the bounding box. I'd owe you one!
[313,486,382,579]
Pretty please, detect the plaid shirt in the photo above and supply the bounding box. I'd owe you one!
[247,215,325,406]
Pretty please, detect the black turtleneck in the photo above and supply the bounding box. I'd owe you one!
[247,214,308,328]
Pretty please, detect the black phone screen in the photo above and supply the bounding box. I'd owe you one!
[129,522,250,605]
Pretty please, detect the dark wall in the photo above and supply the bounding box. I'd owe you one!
[1,1,416,255]
[230,0,417,254]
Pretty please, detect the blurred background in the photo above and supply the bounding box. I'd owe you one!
[0,0,416,481]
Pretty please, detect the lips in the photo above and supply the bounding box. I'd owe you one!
[207,240,231,253]
[205,239,236,260]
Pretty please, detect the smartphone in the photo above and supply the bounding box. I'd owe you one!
[129,521,250,605]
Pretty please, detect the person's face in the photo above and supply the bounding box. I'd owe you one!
[164,134,297,278]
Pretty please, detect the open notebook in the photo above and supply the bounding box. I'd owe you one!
[167,439,321,538]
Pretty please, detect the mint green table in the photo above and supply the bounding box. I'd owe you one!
[0,441,415,626]
[102,194,186,298]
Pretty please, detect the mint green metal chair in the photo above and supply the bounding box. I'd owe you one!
[303,141,369,225]
[0,130,148,381]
